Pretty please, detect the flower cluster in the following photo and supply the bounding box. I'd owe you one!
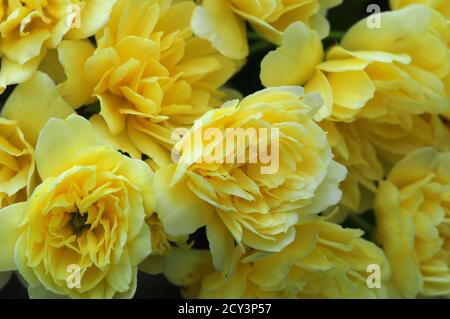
[0,0,448,299]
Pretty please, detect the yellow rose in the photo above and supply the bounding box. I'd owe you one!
[192,0,342,59]
[68,0,239,168]
[0,0,117,91]
[154,86,346,274]
[0,114,155,298]
[342,5,449,80]
[262,22,448,122]
[260,10,450,214]
[165,220,390,299]
[375,147,450,298]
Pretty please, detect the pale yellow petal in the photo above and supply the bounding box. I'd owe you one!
[56,40,96,108]
[192,0,248,60]
[65,0,118,40]
[261,22,323,87]
[0,202,26,271]
[35,114,96,179]
[1,72,74,146]
[154,164,214,236]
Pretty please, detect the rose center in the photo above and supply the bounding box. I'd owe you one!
[70,211,89,233]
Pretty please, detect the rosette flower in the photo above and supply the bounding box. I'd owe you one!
[375,147,450,298]
[262,18,449,122]
[341,5,449,81]
[260,10,450,213]
[0,114,155,298]
[191,0,343,59]
[165,220,390,299]
[0,0,117,91]
[154,86,347,273]
[79,0,238,168]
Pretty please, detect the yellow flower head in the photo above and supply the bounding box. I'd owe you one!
[154,86,346,273]
[192,0,342,59]
[375,147,450,298]
[262,18,449,122]
[83,0,238,168]
[342,4,449,80]
[261,9,450,214]
[165,220,390,299]
[0,118,35,208]
[0,0,117,91]
[0,114,155,299]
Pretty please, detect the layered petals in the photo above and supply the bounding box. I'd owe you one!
[3,115,155,298]
[375,147,450,298]
[156,86,346,271]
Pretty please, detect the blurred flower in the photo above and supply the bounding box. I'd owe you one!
[0,114,155,298]
[192,0,342,59]
[0,0,117,92]
[154,86,346,274]
[165,220,390,299]
[375,147,450,298]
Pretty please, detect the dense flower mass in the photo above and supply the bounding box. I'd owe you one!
[0,0,448,300]
[0,0,116,91]
[261,6,450,214]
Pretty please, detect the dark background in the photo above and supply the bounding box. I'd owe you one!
[0,0,389,299]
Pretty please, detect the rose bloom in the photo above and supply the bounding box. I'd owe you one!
[375,147,450,298]
[56,0,239,169]
[0,114,155,298]
[192,0,342,59]
[165,220,390,299]
[260,8,450,213]
[154,86,346,273]
[0,0,116,91]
